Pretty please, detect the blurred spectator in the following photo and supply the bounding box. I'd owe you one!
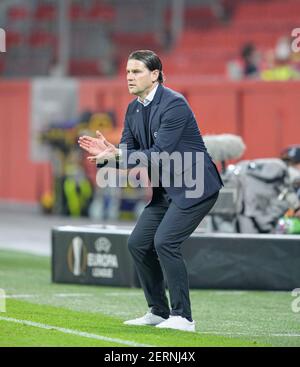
[227,42,260,80]
[261,36,300,81]
[240,43,260,78]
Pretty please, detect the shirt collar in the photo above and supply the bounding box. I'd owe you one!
[138,84,159,107]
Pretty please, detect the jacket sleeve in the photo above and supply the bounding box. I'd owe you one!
[97,106,139,169]
[118,109,139,150]
[119,99,190,169]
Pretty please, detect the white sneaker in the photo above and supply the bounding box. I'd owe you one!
[155,316,196,332]
[123,311,167,326]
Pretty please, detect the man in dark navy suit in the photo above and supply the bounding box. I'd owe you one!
[79,50,223,332]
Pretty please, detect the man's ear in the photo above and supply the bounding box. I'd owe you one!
[152,70,159,82]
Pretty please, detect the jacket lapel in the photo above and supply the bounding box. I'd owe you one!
[148,84,164,145]
[134,103,148,149]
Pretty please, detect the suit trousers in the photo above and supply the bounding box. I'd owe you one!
[127,190,219,321]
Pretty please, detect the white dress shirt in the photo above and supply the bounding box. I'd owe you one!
[97,84,159,165]
[137,83,159,106]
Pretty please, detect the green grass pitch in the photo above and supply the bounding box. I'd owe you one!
[0,250,299,347]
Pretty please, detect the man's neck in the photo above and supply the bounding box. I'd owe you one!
[139,82,159,102]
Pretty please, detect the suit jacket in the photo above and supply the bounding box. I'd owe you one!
[101,84,223,209]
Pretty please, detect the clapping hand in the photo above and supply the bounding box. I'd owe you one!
[78,130,118,163]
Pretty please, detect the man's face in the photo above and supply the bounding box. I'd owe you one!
[126,59,159,99]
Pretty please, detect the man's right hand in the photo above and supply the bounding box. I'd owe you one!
[78,130,119,164]
[78,130,107,156]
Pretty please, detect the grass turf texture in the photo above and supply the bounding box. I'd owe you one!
[0,250,299,347]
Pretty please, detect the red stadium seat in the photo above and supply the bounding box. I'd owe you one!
[164,5,218,30]
[69,59,103,76]
[5,31,24,47]
[113,32,161,73]
[86,4,116,22]
[28,32,56,48]
[7,5,31,21]
[2,0,300,78]
[233,0,300,20]
[34,4,57,21]
[69,4,88,21]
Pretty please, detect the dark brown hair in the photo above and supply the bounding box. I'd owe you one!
[128,50,165,83]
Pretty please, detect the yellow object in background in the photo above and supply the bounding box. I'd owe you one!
[261,65,300,81]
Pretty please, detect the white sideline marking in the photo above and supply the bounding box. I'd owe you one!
[1,293,92,299]
[1,295,35,299]
[0,316,153,347]
[1,316,299,341]
[104,292,142,297]
[53,293,92,298]
[201,331,300,337]
[213,291,247,295]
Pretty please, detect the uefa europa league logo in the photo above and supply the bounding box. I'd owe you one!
[67,236,87,276]
[0,28,6,52]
